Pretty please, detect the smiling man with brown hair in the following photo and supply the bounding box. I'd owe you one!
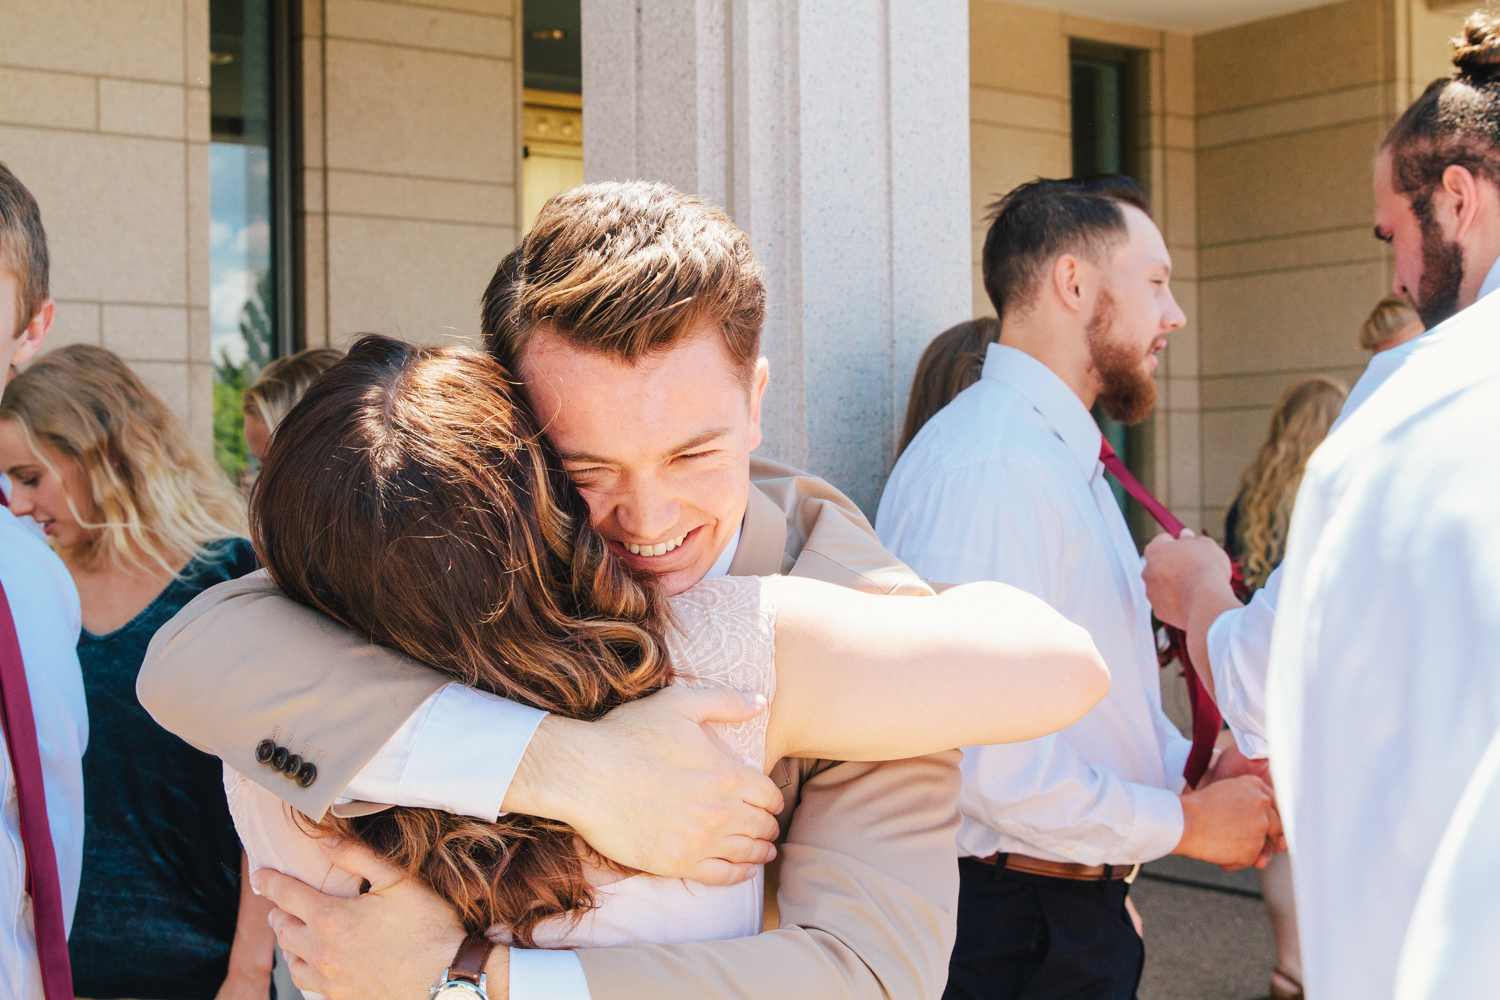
[140,180,962,1000]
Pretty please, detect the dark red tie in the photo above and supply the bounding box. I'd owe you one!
[0,580,74,998]
[1098,438,1222,788]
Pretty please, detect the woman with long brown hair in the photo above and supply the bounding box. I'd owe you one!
[0,345,273,999]
[227,335,1109,967]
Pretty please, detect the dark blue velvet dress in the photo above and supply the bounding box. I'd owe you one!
[69,538,258,999]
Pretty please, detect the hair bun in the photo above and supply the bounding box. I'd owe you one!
[1453,12,1500,83]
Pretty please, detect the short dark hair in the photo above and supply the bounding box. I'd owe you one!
[0,160,49,338]
[481,181,765,384]
[981,174,1151,321]
[1383,12,1500,216]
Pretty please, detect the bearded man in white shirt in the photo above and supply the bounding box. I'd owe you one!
[1141,14,1500,1000]
[0,159,88,999]
[876,174,1278,1000]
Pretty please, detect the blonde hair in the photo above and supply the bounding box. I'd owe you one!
[243,347,344,433]
[1359,295,1421,352]
[0,344,246,574]
[1233,377,1347,590]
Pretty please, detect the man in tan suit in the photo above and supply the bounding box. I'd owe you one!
[140,181,962,1000]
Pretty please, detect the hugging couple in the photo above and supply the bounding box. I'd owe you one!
[140,181,1109,1000]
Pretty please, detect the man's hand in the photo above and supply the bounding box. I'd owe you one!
[253,840,503,1000]
[504,686,784,886]
[1203,744,1287,855]
[1173,774,1280,871]
[1142,532,1236,629]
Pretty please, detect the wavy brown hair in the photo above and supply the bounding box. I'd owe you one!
[250,335,673,945]
[1232,377,1347,591]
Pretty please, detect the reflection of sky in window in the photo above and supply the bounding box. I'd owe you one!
[209,142,270,367]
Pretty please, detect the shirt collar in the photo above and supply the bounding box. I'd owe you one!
[981,343,1102,479]
[704,521,743,579]
[1480,253,1500,302]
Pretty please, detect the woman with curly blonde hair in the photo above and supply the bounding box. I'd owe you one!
[0,344,273,999]
[1225,377,1347,593]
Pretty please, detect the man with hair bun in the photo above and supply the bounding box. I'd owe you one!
[1142,12,1500,999]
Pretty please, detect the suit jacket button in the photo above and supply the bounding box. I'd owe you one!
[283,753,303,777]
[271,746,289,770]
[296,762,317,788]
[256,739,276,764]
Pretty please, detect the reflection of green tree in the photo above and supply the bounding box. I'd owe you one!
[213,270,274,484]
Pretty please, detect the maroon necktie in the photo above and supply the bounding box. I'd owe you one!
[1098,438,1222,788]
[0,580,74,998]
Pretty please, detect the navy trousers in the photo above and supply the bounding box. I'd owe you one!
[942,857,1144,1000]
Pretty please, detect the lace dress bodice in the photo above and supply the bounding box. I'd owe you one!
[224,575,779,970]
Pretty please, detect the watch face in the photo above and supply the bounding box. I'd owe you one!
[432,982,486,1000]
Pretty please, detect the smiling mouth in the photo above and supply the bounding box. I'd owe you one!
[623,530,690,557]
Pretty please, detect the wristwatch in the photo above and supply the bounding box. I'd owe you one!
[430,932,495,1000]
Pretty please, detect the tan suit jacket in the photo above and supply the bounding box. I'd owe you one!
[139,456,961,1000]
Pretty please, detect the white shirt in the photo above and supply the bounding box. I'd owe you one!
[334,522,745,1000]
[1205,256,1500,760]
[876,344,1190,866]
[0,506,87,1000]
[1266,282,1500,1000]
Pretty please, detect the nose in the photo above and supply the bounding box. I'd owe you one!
[7,488,33,517]
[1163,288,1187,331]
[611,473,680,542]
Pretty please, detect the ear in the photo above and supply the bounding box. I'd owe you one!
[10,298,54,369]
[1050,254,1088,316]
[1443,164,1484,241]
[746,357,769,452]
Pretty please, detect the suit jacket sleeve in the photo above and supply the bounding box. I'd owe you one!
[137,569,449,819]
[574,751,961,1000]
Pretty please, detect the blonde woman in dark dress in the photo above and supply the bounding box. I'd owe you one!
[0,345,270,1000]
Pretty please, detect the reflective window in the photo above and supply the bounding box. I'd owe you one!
[210,0,277,483]
[522,0,583,231]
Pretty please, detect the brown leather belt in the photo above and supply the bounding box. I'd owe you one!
[973,852,1141,883]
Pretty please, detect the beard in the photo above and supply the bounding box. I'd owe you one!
[1087,290,1158,425]
[1408,188,1465,329]
[1413,215,1465,329]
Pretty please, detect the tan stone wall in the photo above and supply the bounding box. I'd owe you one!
[1192,0,1466,536]
[0,0,213,449]
[298,0,522,350]
[968,1,1202,530]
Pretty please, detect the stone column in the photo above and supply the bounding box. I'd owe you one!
[582,0,971,514]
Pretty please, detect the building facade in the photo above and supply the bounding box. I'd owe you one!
[0,0,1475,528]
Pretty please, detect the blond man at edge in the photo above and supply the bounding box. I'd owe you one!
[139,181,963,1000]
[1142,15,1500,999]
[877,176,1278,1000]
[0,160,88,998]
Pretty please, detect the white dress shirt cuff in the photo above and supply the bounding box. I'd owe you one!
[509,949,591,1000]
[1123,783,1187,863]
[1161,734,1191,795]
[338,683,546,820]
[1206,610,1271,760]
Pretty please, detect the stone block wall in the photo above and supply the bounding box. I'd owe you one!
[1192,0,1466,535]
[298,0,522,350]
[0,0,214,450]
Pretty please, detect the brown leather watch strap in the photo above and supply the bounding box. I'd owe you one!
[447,932,495,986]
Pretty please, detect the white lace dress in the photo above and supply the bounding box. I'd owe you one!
[223,576,778,955]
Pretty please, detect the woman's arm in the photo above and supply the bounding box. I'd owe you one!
[763,577,1109,766]
[215,852,278,1000]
